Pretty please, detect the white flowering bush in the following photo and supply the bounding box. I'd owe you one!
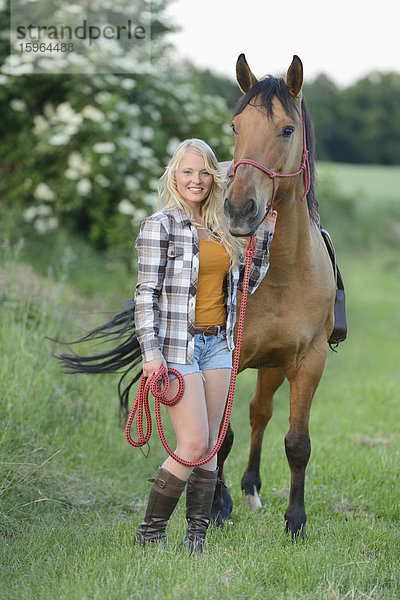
[0,3,234,251]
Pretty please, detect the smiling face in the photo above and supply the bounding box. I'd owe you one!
[175,151,214,213]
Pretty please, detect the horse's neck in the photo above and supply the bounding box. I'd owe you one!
[271,190,314,271]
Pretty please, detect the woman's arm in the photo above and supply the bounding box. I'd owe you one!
[134,217,169,364]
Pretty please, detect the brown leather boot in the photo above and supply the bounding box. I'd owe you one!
[183,466,218,554]
[134,467,186,546]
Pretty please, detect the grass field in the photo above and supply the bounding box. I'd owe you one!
[1,165,400,599]
[317,162,400,206]
[316,162,400,255]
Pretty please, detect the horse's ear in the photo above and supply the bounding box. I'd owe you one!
[286,55,303,98]
[236,53,258,93]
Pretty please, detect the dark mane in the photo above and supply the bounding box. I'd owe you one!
[233,76,320,225]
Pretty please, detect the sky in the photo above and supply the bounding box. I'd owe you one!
[165,0,398,87]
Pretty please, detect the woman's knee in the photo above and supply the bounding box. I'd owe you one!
[179,434,209,461]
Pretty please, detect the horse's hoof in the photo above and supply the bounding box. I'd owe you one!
[285,520,307,541]
[284,507,307,540]
[211,511,235,528]
[244,486,262,510]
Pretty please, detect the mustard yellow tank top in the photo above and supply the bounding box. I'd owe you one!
[195,240,230,326]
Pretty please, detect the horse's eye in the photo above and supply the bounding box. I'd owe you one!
[282,126,295,138]
[230,123,237,135]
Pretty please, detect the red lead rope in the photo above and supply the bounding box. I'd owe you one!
[125,236,257,467]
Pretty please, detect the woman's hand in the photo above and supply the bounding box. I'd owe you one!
[142,357,167,379]
[259,209,277,232]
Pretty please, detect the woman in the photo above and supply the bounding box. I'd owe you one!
[134,138,276,553]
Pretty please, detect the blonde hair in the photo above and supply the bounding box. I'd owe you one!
[158,139,243,267]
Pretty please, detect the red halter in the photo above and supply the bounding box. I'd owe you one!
[231,113,311,211]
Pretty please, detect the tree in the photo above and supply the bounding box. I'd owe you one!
[339,72,400,165]
[303,74,341,161]
[181,61,241,111]
[0,1,234,251]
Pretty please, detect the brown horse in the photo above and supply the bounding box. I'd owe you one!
[214,54,336,537]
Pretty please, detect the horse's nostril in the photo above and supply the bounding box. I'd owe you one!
[224,197,231,218]
[245,199,257,217]
[224,197,257,222]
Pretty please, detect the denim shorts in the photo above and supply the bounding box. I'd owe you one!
[167,330,232,381]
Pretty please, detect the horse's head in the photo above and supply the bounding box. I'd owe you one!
[224,54,307,236]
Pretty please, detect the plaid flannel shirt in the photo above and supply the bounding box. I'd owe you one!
[134,207,274,364]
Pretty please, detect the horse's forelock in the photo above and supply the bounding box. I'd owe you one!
[233,76,299,120]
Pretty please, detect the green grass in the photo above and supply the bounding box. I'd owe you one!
[317,162,400,205]
[1,198,400,598]
[315,162,400,254]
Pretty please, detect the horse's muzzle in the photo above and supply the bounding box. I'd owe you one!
[224,196,259,236]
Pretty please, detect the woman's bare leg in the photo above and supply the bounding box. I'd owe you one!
[161,368,231,477]
[162,372,209,480]
[200,368,232,471]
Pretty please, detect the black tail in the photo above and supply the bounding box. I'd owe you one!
[54,299,142,415]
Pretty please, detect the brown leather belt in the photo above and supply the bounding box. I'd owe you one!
[194,324,226,336]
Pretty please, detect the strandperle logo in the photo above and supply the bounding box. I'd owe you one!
[9,0,151,74]
[16,19,147,46]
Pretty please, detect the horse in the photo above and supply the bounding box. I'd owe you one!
[57,54,340,539]
[211,54,336,538]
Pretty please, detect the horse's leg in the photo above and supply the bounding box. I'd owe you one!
[211,422,234,527]
[284,339,327,538]
[241,367,285,510]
